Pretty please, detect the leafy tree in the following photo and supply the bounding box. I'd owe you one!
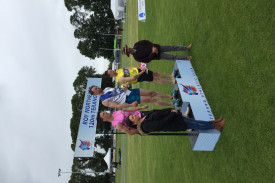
[95,135,113,151]
[70,11,88,29]
[93,173,112,183]
[65,0,94,12]
[96,115,112,134]
[64,0,115,59]
[68,155,111,183]
[73,66,98,94]
[108,59,114,70]
[87,151,108,172]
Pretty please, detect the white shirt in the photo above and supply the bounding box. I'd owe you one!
[102,87,127,104]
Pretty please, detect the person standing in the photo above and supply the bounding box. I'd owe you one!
[122,40,192,63]
[89,86,173,109]
[105,67,174,84]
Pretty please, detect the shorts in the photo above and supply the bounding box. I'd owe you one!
[137,69,154,82]
[125,88,141,104]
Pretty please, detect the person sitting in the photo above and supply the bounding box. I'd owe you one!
[125,108,225,135]
[98,106,148,135]
[98,107,224,135]
[112,162,119,168]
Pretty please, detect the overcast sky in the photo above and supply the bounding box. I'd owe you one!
[0,0,109,182]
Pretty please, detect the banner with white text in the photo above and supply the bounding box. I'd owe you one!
[74,78,102,157]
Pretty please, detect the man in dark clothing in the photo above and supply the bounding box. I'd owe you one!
[122,40,192,63]
[126,108,225,134]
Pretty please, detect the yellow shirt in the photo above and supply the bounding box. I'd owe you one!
[115,68,139,84]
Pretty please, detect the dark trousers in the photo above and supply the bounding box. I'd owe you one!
[141,109,214,132]
[159,45,189,60]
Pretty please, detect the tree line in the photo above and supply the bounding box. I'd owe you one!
[69,66,115,183]
[65,0,116,60]
[64,0,119,181]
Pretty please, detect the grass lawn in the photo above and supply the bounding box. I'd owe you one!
[115,0,274,182]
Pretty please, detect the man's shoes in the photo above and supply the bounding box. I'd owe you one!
[171,89,180,100]
[171,89,176,99]
[173,69,179,78]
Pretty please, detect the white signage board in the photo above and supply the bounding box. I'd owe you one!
[74,78,102,157]
[138,0,146,22]
[176,60,215,121]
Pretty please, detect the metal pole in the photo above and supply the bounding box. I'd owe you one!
[149,132,193,136]
[58,169,83,177]
[96,132,197,136]
[100,33,122,36]
[58,168,106,177]
[96,132,126,135]
[99,48,121,51]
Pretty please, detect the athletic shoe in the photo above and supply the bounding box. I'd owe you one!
[172,78,177,84]
[171,89,177,100]
[173,69,179,78]
[173,99,179,107]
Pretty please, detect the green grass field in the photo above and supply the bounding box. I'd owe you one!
[115,0,274,182]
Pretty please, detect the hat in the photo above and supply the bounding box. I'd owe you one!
[122,45,129,57]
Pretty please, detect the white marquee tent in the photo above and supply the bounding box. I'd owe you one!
[110,0,126,20]
[104,148,112,171]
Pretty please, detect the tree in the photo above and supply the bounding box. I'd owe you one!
[96,115,112,134]
[65,0,94,12]
[73,66,97,94]
[64,0,116,59]
[87,151,108,171]
[70,11,88,28]
[95,135,113,151]
[68,154,111,183]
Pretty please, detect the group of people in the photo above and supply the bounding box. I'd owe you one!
[89,40,225,135]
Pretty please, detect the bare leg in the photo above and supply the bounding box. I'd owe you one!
[153,77,173,84]
[140,96,173,106]
[140,88,172,99]
[182,107,190,117]
[153,72,172,79]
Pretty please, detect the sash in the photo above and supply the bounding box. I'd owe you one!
[100,88,124,101]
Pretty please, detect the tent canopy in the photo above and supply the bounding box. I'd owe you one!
[111,0,126,20]
[104,148,112,171]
